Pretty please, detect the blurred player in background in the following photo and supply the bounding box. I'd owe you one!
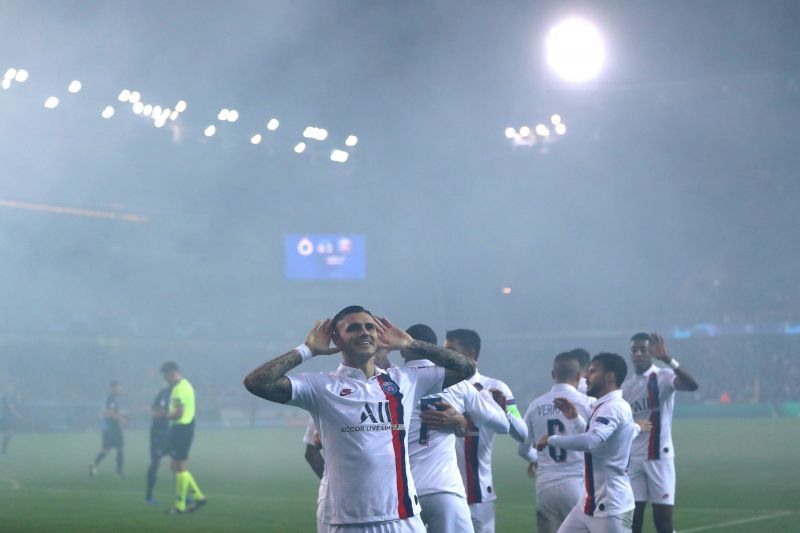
[89,380,127,477]
[623,333,699,533]
[519,352,593,533]
[1,381,21,455]
[446,328,528,533]
[145,381,174,505]
[161,362,207,514]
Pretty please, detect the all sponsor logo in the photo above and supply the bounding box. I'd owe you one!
[341,401,404,433]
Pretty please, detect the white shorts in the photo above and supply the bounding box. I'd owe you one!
[468,501,495,533]
[321,515,425,533]
[419,492,474,533]
[537,479,584,533]
[628,457,676,505]
[557,504,633,533]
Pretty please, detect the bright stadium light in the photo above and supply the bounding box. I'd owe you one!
[519,126,531,137]
[504,127,516,139]
[169,110,179,121]
[132,101,144,114]
[218,108,229,121]
[15,69,29,82]
[4,68,17,80]
[152,105,162,118]
[129,91,141,103]
[118,89,131,102]
[175,100,187,113]
[227,109,239,122]
[143,104,153,117]
[204,125,216,137]
[551,114,562,125]
[101,106,115,119]
[160,108,171,120]
[267,118,279,131]
[294,142,306,154]
[68,80,82,93]
[555,123,567,135]
[535,123,550,136]
[44,96,59,109]
[1,79,10,90]
[546,18,605,83]
[345,135,358,147]
[250,134,262,145]
[154,117,166,128]
[330,149,349,163]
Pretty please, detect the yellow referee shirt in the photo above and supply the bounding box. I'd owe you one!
[170,378,196,425]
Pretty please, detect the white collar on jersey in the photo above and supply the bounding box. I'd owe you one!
[404,358,434,368]
[634,364,659,378]
[551,382,578,393]
[334,362,386,381]
[468,369,483,384]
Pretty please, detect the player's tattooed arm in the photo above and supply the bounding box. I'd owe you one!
[407,340,477,388]
[304,444,325,479]
[649,333,699,391]
[244,319,340,404]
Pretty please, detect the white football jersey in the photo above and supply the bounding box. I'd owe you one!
[521,383,593,493]
[455,370,523,504]
[288,362,444,525]
[406,359,509,498]
[578,377,588,394]
[621,364,677,461]
[550,390,636,517]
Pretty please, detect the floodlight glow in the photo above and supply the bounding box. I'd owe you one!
[160,108,171,120]
[218,108,229,121]
[519,126,531,137]
[204,125,216,137]
[294,142,306,154]
[68,80,82,93]
[1,79,10,90]
[317,128,328,141]
[118,89,131,102]
[535,124,550,136]
[250,134,262,145]
[44,96,59,109]
[132,102,144,114]
[267,118,279,131]
[504,127,515,139]
[169,110,179,121]
[154,117,166,128]
[175,100,187,113]
[227,110,239,122]
[555,123,567,135]
[551,114,562,125]
[15,69,29,82]
[4,68,17,80]
[152,105,162,118]
[143,104,153,117]
[331,150,349,163]
[546,18,605,82]
[129,91,141,103]
[101,106,115,119]
[345,135,358,147]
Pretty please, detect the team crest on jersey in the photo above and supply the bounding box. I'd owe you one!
[381,381,399,394]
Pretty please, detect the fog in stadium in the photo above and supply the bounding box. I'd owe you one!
[1,1,798,532]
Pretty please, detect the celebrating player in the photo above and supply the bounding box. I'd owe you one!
[622,333,699,533]
[403,324,509,533]
[243,306,476,532]
[536,353,643,533]
[518,353,593,533]
[446,329,528,533]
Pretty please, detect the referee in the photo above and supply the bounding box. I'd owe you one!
[160,362,207,514]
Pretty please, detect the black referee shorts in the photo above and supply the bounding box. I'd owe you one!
[169,421,194,461]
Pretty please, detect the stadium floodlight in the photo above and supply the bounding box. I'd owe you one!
[118,89,131,102]
[129,91,141,103]
[101,106,115,119]
[267,118,279,131]
[250,134,262,145]
[4,68,17,80]
[154,117,166,128]
[132,101,144,114]
[175,100,187,113]
[504,127,516,139]
[551,114,562,125]
[535,123,550,136]
[160,108,171,120]
[204,125,216,137]
[169,110,179,121]
[519,126,531,137]
[44,96,59,109]
[331,149,349,163]
[68,80,82,93]
[345,135,358,147]
[15,69,29,82]
[227,109,239,122]
[555,123,567,135]
[1,79,10,90]
[143,104,153,117]
[218,108,229,121]
[546,17,605,83]
[294,142,306,154]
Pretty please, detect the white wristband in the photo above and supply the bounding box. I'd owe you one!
[669,358,680,370]
[295,344,314,363]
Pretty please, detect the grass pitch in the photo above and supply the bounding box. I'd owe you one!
[0,418,797,532]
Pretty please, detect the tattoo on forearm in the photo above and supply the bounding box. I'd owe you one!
[243,350,302,403]
[409,340,477,381]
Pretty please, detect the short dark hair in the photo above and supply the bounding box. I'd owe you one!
[332,305,373,333]
[591,352,628,387]
[568,348,590,369]
[445,329,481,357]
[630,332,650,342]
[553,352,581,382]
[160,361,179,373]
[406,324,437,345]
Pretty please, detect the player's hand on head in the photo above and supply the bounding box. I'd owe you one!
[373,317,412,351]
[635,419,653,432]
[527,462,538,478]
[535,435,550,452]
[489,388,508,412]
[305,319,341,356]
[553,397,577,419]
[648,332,669,361]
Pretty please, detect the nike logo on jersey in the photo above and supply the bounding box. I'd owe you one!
[339,388,353,397]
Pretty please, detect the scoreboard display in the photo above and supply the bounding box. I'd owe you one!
[284,234,366,280]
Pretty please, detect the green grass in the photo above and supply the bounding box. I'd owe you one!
[0,419,798,532]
